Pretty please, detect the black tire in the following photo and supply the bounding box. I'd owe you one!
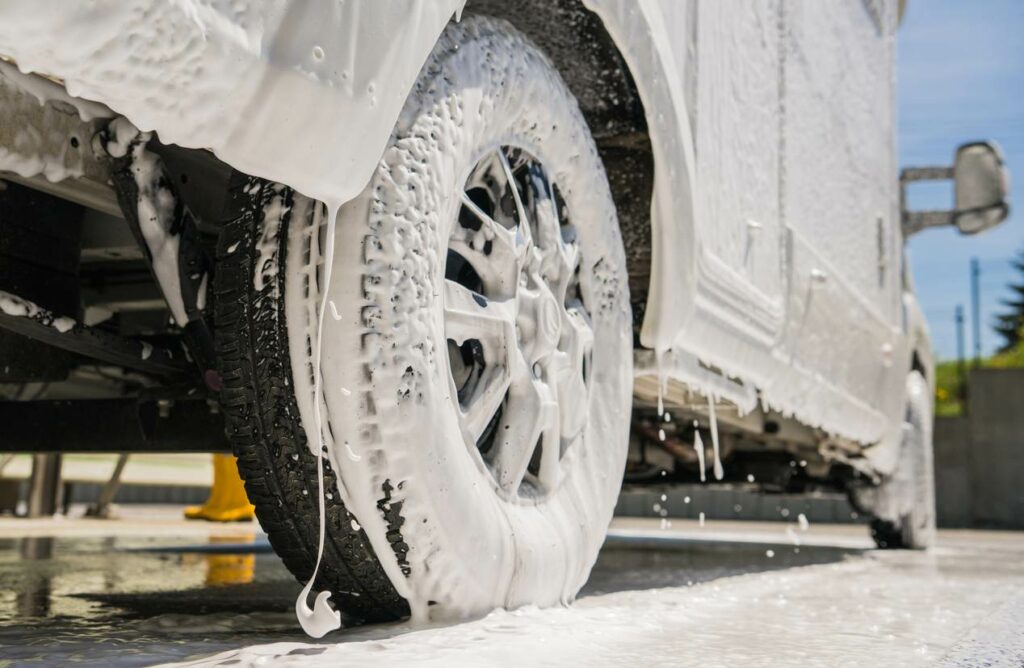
[869,517,906,550]
[215,180,408,623]
[862,370,936,549]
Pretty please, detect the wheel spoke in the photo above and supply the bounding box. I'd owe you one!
[537,422,562,490]
[444,279,517,447]
[444,277,516,344]
[526,164,560,247]
[498,151,528,228]
[465,151,517,227]
[491,348,559,493]
[552,305,593,441]
[552,237,580,303]
[522,164,578,294]
[461,365,512,446]
[452,192,525,298]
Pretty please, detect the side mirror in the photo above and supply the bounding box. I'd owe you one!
[901,141,1011,238]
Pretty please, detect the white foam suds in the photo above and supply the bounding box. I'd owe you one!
[296,204,360,638]
[692,420,706,484]
[707,395,723,481]
[0,289,75,332]
[0,1,466,209]
[104,118,192,327]
[655,350,666,417]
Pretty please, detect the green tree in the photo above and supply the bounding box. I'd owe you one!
[993,249,1024,353]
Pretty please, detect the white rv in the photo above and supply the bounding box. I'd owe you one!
[0,1,1008,628]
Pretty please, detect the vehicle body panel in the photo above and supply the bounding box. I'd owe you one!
[587,0,918,466]
[0,0,930,470]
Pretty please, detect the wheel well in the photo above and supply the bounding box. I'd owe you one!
[465,0,654,337]
[911,350,927,380]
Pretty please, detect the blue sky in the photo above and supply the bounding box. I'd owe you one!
[900,0,1024,360]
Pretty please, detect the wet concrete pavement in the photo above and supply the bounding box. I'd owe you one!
[0,507,1022,666]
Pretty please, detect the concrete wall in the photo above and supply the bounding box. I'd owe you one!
[942,368,1024,529]
[933,416,972,527]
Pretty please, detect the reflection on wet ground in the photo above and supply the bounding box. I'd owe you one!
[0,512,1021,666]
[583,541,860,597]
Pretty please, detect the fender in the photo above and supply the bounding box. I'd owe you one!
[581,0,700,355]
[0,0,465,207]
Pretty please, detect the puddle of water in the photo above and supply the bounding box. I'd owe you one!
[1,527,1022,666]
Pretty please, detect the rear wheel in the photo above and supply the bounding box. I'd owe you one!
[862,371,936,549]
[216,16,632,623]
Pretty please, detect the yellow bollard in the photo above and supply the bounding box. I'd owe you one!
[184,454,256,522]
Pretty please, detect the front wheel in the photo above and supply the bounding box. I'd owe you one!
[216,16,633,623]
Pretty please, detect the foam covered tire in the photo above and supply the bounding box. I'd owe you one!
[216,16,633,623]
[866,371,937,549]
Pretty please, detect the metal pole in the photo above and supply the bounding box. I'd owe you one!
[26,453,62,517]
[970,257,981,368]
[86,453,130,518]
[955,304,966,402]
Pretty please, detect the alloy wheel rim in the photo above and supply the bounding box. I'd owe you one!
[444,145,594,499]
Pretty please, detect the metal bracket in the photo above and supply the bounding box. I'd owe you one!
[899,165,955,236]
[96,119,221,389]
[0,291,189,377]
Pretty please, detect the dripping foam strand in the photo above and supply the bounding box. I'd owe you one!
[295,203,359,638]
[707,395,723,481]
